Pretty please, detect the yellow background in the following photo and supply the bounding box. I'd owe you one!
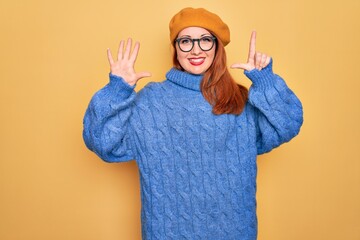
[1,0,359,239]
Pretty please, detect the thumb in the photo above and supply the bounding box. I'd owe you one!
[136,71,152,80]
[230,63,251,71]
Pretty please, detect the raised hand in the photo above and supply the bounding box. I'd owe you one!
[107,38,151,86]
[231,31,271,71]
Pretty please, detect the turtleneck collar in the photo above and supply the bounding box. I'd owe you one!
[166,68,203,91]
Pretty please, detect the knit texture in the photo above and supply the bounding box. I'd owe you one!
[83,60,303,240]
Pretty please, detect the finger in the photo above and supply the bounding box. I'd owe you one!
[107,48,114,65]
[132,72,152,85]
[248,31,257,62]
[130,41,140,63]
[264,56,271,67]
[230,62,252,71]
[117,40,124,60]
[255,52,262,70]
[260,53,267,69]
[124,38,132,60]
[136,71,152,80]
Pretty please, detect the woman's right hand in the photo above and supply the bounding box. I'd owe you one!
[107,38,151,86]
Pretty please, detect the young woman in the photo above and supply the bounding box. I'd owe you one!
[83,7,303,240]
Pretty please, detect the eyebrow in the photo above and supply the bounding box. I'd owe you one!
[178,35,191,38]
[178,33,212,38]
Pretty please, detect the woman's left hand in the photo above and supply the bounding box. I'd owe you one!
[231,31,271,71]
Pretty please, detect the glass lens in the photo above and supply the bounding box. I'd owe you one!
[199,36,214,51]
[178,38,193,52]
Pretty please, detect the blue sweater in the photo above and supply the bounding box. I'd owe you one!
[83,60,303,240]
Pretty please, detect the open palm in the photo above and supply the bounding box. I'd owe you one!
[107,38,151,86]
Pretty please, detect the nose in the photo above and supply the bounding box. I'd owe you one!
[191,40,202,55]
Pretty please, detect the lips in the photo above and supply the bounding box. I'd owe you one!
[188,57,205,66]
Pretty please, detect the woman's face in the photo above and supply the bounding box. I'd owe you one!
[175,27,216,75]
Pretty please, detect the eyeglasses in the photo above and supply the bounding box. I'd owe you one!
[175,36,217,52]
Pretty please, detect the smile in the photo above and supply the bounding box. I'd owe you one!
[188,58,205,66]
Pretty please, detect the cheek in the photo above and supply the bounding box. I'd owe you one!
[176,47,185,60]
[177,52,188,67]
[177,51,186,60]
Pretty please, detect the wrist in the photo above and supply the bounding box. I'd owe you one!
[109,73,136,99]
[244,58,276,90]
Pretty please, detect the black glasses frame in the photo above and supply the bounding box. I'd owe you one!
[175,36,217,52]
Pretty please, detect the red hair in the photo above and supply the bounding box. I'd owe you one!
[173,36,248,115]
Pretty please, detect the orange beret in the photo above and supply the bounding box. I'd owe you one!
[169,7,230,47]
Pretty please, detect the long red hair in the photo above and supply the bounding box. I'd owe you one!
[173,36,248,115]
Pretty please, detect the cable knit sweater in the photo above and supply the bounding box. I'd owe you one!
[83,60,303,240]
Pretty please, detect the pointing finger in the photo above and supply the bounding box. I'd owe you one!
[248,31,257,62]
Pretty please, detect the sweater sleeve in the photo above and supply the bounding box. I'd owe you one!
[82,73,137,162]
[245,59,303,155]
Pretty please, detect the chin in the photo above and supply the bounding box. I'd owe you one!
[188,70,204,75]
[184,66,209,75]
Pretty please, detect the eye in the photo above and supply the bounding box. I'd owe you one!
[201,36,213,43]
[179,38,192,44]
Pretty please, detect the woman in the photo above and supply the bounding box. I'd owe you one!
[83,7,303,240]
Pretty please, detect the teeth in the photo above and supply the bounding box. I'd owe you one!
[189,58,204,63]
